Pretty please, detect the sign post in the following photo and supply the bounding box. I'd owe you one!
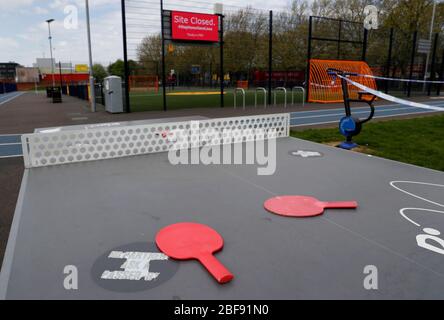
[161,6,223,110]
[160,0,167,111]
[268,11,273,106]
[418,38,432,92]
[219,13,224,108]
[171,11,219,42]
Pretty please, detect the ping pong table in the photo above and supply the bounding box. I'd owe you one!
[1,114,443,299]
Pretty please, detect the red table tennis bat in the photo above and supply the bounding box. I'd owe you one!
[155,222,234,284]
[264,195,358,217]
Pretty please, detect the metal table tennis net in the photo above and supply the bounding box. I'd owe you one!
[21,114,290,168]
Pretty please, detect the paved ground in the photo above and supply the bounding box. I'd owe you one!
[0,92,307,136]
[0,157,23,276]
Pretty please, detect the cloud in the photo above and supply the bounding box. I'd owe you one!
[49,0,66,9]
[33,6,50,15]
[0,0,35,11]
[0,36,20,48]
[49,0,116,10]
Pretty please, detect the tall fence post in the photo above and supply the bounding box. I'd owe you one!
[305,16,312,102]
[337,20,342,59]
[268,10,273,106]
[121,0,131,113]
[220,14,224,108]
[385,28,394,94]
[59,61,63,91]
[428,33,439,96]
[437,49,444,96]
[160,0,167,111]
[209,62,212,88]
[362,28,368,61]
[407,30,417,97]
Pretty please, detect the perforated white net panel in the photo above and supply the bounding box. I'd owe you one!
[22,114,290,168]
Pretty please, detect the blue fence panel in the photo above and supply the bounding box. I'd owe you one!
[0,82,17,94]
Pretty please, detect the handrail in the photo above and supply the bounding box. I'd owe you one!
[274,87,287,108]
[291,86,305,107]
[234,88,246,110]
[254,87,267,108]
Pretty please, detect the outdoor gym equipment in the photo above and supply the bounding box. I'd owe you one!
[327,68,376,150]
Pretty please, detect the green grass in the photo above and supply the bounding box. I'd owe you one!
[291,115,444,172]
[130,88,303,112]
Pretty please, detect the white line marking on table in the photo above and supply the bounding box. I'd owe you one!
[390,181,444,208]
[399,208,444,227]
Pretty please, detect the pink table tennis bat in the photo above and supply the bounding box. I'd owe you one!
[156,222,234,284]
[264,195,358,217]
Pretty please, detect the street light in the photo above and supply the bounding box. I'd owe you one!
[423,1,442,89]
[85,0,96,112]
[46,19,56,88]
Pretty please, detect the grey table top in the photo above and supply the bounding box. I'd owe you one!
[1,136,444,299]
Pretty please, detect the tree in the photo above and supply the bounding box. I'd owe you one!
[107,60,125,79]
[107,59,139,79]
[137,35,162,75]
[92,64,108,83]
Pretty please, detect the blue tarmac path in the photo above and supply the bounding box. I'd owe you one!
[0,135,22,158]
[0,92,24,106]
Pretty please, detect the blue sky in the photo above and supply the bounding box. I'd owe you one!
[0,0,291,67]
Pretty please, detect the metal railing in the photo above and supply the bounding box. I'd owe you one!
[234,88,246,109]
[291,86,305,107]
[254,87,267,108]
[274,87,287,108]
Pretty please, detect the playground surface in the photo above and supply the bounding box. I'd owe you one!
[1,113,444,299]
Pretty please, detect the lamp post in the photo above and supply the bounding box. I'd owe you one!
[423,1,440,90]
[85,0,96,112]
[46,19,55,88]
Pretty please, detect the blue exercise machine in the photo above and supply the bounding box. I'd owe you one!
[327,68,376,150]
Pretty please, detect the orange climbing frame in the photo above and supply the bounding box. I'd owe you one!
[308,59,377,103]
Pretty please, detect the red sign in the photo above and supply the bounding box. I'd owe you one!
[171,11,219,42]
